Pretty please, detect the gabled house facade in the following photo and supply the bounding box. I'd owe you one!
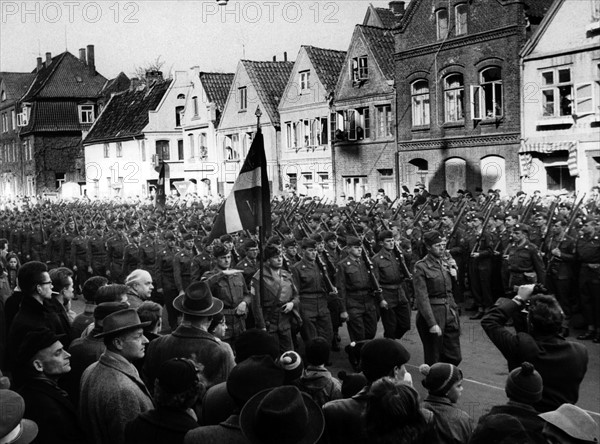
[216,59,294,195]
[278,46,346,200]
[332,25,398,200]
[520,0,600,193]
[395,0,552,196]
[83,71,183,199]
[363,1,405,28]
[181,69,234,197]
[0,71,35,197]
[18,46,108,196]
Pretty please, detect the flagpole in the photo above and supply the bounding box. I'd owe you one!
[255,106,266,316]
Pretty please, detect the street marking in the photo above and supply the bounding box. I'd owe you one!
[405,364,600,418]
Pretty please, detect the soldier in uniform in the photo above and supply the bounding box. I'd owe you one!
[122,231,142,278]
[139,224,161,302]
[62,219,77,271]
[545,217,576,336]
[87,221,108,278]
[283,239,301,271]
[46,223,65,269]
[466,212,496,320]
[336,236,381,343]
[323,232,342,350]
[156,231,180,331]
[251,244,300,353]
[173,233,195,299]
[25,220,46,263]
[190,237,213,283]
[70,225,90,294]
[575,216,600,342]
[505,223,546,290]
[413,230,461,366]
[371,230,411,340]
[105,222,128,283]
[234,239,259,289]
[202,245,250,345]
[220,234,240,265]
[292,238,334,345]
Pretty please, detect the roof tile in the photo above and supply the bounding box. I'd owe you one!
[359,25,396,81]
[303,46,347,94]
[199,72,234,112]
[0,72,36,101]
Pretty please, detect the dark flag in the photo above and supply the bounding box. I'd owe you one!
[155,161,166,211]
[208,130,271,242]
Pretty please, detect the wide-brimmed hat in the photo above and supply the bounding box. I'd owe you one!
[0,390,38,444]
[173,281,223,317]
[94,309,150,338]
[240,386,324,444]
[539,404,599,442]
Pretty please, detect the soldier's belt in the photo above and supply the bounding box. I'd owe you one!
[428,298,449,305]
[347,290,369,297]
[509,269,534,274]
[380,284,401,290]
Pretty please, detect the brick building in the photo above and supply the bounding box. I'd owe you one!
[0,72,35,197]
[395,0,552,196]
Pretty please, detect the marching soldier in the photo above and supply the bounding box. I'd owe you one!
[87,221,108,277]
[173,233,195,298]
[413,230,461,366]
[234,239,260,289]
[283,239,301,270]
[105,222,128,283]
[122,231,142,278]
[575,216,600,342]
[336,236,381,343]
[292,238,334,345]
[202,245,250,345]
[156,231,180,330]
[505,223,545,290]
[251,244,300,353]
[466,213,496,320]
[371,230,411,340]
[70,224,90,293]
[190,237,213,283]
[139,224,161,297]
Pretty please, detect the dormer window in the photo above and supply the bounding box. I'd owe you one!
[79,104,95,124]
[239,87,247,111]
[436,9,449,40]
[175,106,184,127]
[300,71,310,92]
[177,94,186,100]
[351,56,369,82]
[455,4,468,35]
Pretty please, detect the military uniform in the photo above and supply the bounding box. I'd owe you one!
[413,253,461,366]
[234,256,258,289]
[106,233,127,283]
[70,232,90,291]
[251,266,300,353]
[122,241,141,278]
[202,268,250,344]
[173,248,194,294]
[87,229,108,276]
[191,250,213,283]
[506,240,546,289]
[575,231,600,335]
[335,255,378,343]
[46,230,64,269]
[292,257,333,344]
[466,227,496,312]
[545,233,576,318]
[371,247,411,340]
[157,244,180,329]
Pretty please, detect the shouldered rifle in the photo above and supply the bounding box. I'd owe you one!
[470,206,494,255]
[412,197,432,226]
[520,195,538,224]
[546,193,586,273]
[538,196,561,250]
[446,202,468,245]
[315,253,337,294]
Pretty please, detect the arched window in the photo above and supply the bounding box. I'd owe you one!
[177,94,185,100]
[411,80,430,126]
[455,4,468,35]
[444,74,464,122]
[472,67,503,119]
[481,155,506,195]
[445,158,466,196]
[436,9,448,39]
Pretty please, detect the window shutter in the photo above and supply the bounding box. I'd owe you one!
[470,85,482,120]
[574,83,593,115]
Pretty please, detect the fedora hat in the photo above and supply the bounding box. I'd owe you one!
[173,281,223,316]
[0,390,38,444]
[240,386,324,444]
[94,309,150,338]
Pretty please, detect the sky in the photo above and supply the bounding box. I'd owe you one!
[0,0,394,79]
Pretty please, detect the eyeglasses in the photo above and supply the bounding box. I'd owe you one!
[38,281,53,286]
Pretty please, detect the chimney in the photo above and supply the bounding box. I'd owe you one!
[79,48,87,64]
[130,78,140,91]
[45,52,52,67]
[284,51,287,62]
[37,57,43,72]
[87,44,95,75]
[389,1,405,15]
[273,55,276,61]
[145,70,164,84]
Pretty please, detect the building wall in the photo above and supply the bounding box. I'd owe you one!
[521,0,600,192]
[33,134,85,194]
[395,0,527,195]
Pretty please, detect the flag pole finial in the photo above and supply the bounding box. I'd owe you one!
[255,106,262,131]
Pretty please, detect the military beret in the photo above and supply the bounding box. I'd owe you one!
[182,233,194,241]
[423,230,443,247]
[163,231,176,241]
[130,231,140,238]
[279,226,292,235]
[513,223,530,233]
[310,233,324,243]
[283,239,297,248]
[310,215,321,222]
[267,235,282,246]
[244,239,258,249]
[358,216,370,223]
[324,232,337,242]
[346,236,361,247]
[147,224,157,232]
[263,245,281,260]
[213,245,229,257]
[378,230,394,242]
[301,238,317,249]
[220,234,233,243]
[473,212,485,221]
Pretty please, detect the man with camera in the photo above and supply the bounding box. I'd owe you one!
[481,284,588,413]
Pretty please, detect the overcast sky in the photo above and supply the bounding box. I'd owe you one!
[1,0,394,79]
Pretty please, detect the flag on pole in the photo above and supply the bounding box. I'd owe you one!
[155,161,166,211]
[208,130,271,242]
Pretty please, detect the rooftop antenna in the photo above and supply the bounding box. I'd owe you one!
[64,25,68,50]
[38,39,41,56]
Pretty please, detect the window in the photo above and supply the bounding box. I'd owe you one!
[300,71,310,92]
[302,173,314,192]
[471,67,503,119]
[320,117,328,145]
[346,108,370,141]
[330,112,336,143]
[574,83,595,115]
[224,134,240,160]
[189,134,195,158]
[116,142,123,158]
[411,80,430,126]
[23,140,29,161]
[285,122,293,148]
[192,96,199,116]
[2,113,6,132]
[541,68,572,117]
[376,105,392,138]
[318,172,330,192]
[1,90,5,101]
[177,94,186,100]
[156,140,170,161]
[455,4,468,35]
[199,133,208,159]
[344,176,367,199]
[79,105,95,124]
[445,158,467,196]
[141,140,146,162]
[351,56,369,82]
[178,139,184,160]
[103,143,110,158]
[175,106,184,127]
[11,110,15,130]
[288,173,297,190]
[444,74,465,122]
[239,87,247,111]
[55,173,66,190]
[437,9,449,40]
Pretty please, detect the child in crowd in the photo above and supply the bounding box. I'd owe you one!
[420,362,473,444]
[295,337,342,406]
